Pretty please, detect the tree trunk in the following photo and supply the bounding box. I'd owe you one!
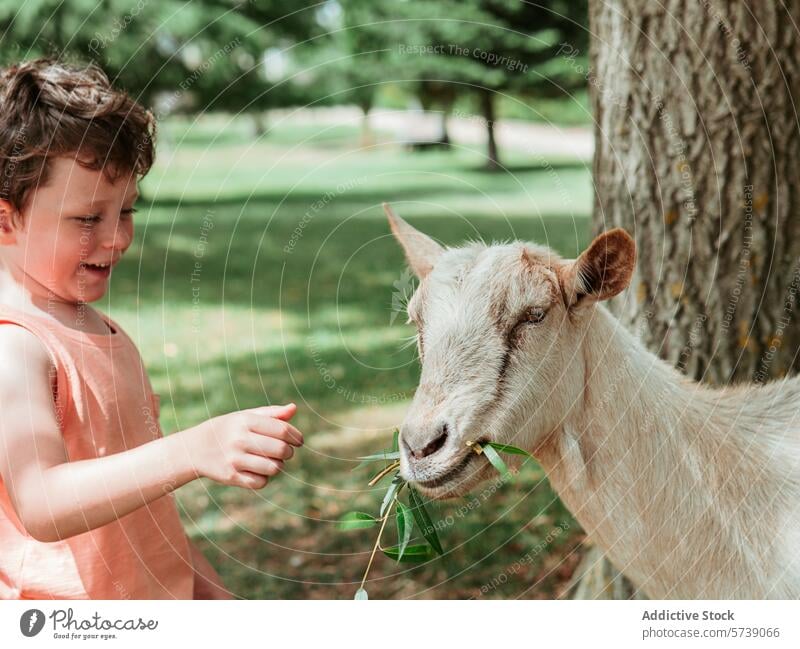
[480,90,500,170]
[359,102,374,148]
[574,0,800,599]
[438,111,450,146]
[251,111,268,138]
[438,90,455,146]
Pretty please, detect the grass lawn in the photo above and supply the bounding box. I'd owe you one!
[103,112,593,599]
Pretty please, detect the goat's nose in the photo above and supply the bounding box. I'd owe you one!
[404,422,449,460]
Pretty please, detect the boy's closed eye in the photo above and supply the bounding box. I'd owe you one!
[71,207,137,226]
[72,214,102,225]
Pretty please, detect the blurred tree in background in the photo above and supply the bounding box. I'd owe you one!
[1,1,589,163]
[0,0,323,130]
[332,0,588,167]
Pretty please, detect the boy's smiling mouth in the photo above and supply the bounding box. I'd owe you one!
[80,259,118,278]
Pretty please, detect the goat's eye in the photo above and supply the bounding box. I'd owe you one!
[522,306,547,325]
[508,307,547,347]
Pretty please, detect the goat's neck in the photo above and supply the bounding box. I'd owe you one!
[535,304,766,597]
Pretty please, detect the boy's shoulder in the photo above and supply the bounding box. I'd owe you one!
[0,323,53,384]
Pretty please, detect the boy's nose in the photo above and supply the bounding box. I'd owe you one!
[102,223,133,252]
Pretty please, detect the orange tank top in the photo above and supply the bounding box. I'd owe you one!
[0,304,194,599]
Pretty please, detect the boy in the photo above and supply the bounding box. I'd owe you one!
[0,58,302,599]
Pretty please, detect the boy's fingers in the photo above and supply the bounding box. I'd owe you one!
[248,403,297,421]
[238,456,284,478]
[247,416,304,446]
[246,435,295,461]
[236,470,269,490]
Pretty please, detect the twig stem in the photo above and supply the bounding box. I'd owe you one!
[368,461,400,486]
[359,500,394,591]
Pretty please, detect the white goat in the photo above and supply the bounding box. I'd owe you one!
[385,204,800,599]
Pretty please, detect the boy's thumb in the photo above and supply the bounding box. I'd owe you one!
[250,403,297,420]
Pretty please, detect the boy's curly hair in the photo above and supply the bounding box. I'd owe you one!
[0,58,156,223]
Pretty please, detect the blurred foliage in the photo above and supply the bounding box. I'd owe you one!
[0,1,589,133]
[324,0,589,162]
[0,0,324,113]
[336,0,588,93]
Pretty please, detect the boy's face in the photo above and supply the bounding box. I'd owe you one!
[0,156,138,305]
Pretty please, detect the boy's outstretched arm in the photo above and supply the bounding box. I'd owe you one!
[0,326,303,543]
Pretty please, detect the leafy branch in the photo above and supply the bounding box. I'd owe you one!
[340,431,532,599]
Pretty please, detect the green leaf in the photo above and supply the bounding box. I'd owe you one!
[482,443,511,480]
[352,450,401,471]
[354,588,368,600]
[337,512,378,531]
[396,502,413,561]
[382,543,435,563]
[407,487,444,555]
[380,475,403,518]
[485,442,531,457]
[357,450,401,461]
[392,429,399,452]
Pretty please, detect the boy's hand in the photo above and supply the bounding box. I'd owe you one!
[181,403,303,489]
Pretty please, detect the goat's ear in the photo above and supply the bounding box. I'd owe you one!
[558,228,636,308]
[383,202,444,279]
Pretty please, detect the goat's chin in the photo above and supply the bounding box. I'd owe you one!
[411,462,494,500]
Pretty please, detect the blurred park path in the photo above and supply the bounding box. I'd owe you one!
[268,106,593,161]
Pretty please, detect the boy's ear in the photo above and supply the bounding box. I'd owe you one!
[0,200,19,245]
[383,202,444,280]
[558,228,636,309]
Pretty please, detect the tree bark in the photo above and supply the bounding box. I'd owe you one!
[575,0,800,599]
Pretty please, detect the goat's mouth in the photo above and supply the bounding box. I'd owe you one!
[415,452,475,490]
[412,437,492,496]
